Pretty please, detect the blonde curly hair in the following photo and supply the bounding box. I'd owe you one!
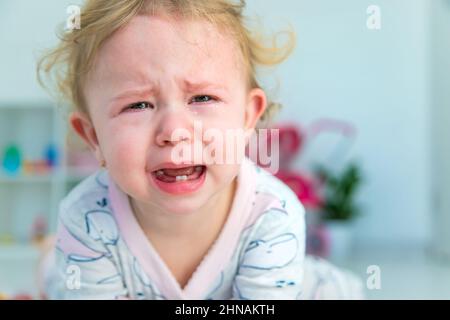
[37,0,295,128]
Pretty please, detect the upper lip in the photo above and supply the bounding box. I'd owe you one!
[149,162,205,172]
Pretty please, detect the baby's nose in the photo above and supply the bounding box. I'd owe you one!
[154,110,193,147]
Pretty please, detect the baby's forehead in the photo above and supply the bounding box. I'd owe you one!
[90,15,245,85]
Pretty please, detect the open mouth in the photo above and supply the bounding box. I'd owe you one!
[152,165,206,183]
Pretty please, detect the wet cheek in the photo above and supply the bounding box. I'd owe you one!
[103,131,148,171]
[204,111,244,131]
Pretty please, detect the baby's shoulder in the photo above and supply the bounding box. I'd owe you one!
[254,165,305,217]
[55,170,120,260]
[58,169,114,233]
[244,164,305,237]
[236,164,306,268]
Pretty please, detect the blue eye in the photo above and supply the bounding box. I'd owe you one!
[125,101,154,111]
[190,95,215,104]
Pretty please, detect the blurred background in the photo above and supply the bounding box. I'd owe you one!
[0,0,449,299]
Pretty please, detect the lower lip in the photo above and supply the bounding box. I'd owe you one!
[149,167,207,195]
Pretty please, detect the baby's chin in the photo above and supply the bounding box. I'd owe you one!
[125,186,210,216]
[153,198,211,216]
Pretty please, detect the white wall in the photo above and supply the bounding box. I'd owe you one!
[0,0,434,246]
[0,0,81,103]
[245,0,432,246]
[430,0,450,256]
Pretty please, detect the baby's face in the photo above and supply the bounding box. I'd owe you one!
[76,15,265,215]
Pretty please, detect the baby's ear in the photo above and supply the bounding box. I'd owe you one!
[69,111,104,162]
[244,87,267,134]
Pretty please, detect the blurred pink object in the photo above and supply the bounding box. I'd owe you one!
[275,171,322,209]
[31,215,48,244]
[248,123,323,210]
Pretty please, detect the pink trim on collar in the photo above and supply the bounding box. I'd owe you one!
[109,158,257,299]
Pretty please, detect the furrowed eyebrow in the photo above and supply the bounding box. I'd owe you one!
[182,80,228,93]
[108,80,228,107]
[109,86,157,104]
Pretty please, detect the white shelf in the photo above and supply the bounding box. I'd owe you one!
[0,243,41,298]
[0,102,91,251]
[0,169,90,183]
[0,172,56,183]
[0,243,39,260]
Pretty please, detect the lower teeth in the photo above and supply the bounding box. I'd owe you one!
[154,166,205,182]
[175,175,188,182]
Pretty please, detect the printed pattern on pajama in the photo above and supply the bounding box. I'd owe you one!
[45,157,362,300]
